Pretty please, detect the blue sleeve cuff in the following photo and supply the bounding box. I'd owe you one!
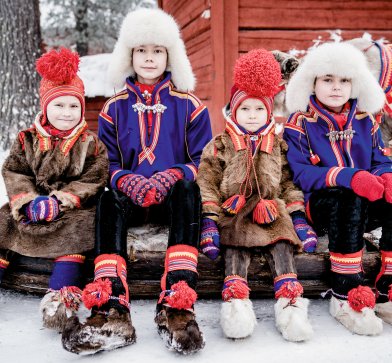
[333,167,361,189]
[172,163,198,181]
[371,167,392,176]
[110,169,133,189]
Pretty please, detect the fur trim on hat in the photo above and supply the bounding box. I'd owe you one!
[108,8,195,92]
[286,42,385,114]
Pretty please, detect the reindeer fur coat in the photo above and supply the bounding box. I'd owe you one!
[0,117,108,258]
[197,123,304,249]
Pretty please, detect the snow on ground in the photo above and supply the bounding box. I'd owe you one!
[0,290,392,363]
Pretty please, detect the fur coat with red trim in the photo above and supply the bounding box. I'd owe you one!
[197,130,304,249]
[0,120,108,258]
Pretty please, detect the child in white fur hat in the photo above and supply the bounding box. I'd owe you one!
[62,8,212,355]
[284,42,392,336]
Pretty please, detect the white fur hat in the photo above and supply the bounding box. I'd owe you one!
[107,8,195,92]
[285,42,385,113]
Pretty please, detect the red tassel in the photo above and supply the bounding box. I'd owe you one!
[253,199,278,224]
[221,195,246,215]
[275,281,304,304]
[347,285,376,312]
[310,153,321,165]
[59,286,82,310]
[164,281,197,310]
[222,279,250,302]
[82,278,112,309]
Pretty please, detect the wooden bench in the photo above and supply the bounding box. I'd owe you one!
[1,225,381,299]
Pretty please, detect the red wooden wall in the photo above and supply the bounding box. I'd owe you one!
[85,1,392,134]
[159,0,392,134]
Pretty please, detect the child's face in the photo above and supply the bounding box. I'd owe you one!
[235,98,268,133]
[133,44,168,85]
[314,75,352,112]
[46,95,81,130]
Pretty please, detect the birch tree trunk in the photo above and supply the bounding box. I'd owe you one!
[0,0,41,150]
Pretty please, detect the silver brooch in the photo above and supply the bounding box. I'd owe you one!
[142,90,151,99]
[326,129,356,142]
[132,103,167,114]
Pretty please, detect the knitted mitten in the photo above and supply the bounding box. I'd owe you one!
[149,168,184,204]
[117,173,156,207]
[351,171,384,201]
[24,196,60,223]
[381,173,392,203]
[291,211,318,252]
[200,217,220,260]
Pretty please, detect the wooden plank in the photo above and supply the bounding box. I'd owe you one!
[186,29,211,53]
[239,30,392,53]
[239,3,392,30]
[85,96,106,110]
[2,251,380,297]
[194,64,213,82]
[172,0,209,29]
[187,37,211,58]
[240,0,392,11]
[223,0,239,108]
[210,0,226,135]
[194,80,213,100]
[181,16,210,43]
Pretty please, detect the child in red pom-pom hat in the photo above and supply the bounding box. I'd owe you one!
[0,48,108,334]
[197,49,315,342]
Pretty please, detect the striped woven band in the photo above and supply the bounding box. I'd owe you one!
[0,258,10,269]
[273,273,298,292]
[166,245,198,274]
[94,254,127,281]
[330,250,363,274]
[54,254,85,264]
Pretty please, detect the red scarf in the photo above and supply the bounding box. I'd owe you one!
[316,99,351,130]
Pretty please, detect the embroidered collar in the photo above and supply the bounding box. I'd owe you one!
[308,96,357,131]
[33,112,88,155]
[126,72,171,101]
[225,116,275,154]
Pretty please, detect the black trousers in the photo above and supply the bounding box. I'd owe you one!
[309,187,392,298]
[95,180,201,290]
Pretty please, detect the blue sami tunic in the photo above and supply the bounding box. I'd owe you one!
[98,72,212,188]
[283,96,392,205]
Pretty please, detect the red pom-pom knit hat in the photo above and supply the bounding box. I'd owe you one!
[36,48,85,125]
[230,49,281,123]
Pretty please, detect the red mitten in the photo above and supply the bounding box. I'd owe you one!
[381,173,392,203]
[350,171,384,201]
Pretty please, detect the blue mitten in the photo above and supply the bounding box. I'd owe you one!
[200,218,220,260]
[24,196,60,223]
[291,211,318,253]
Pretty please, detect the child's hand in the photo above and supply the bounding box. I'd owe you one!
[24,196,60,223]
[380,173,392,203]
[117,174,156,207]
[291,211,318,253]
[351,171,384,201]
[200,218,220,260]
[149,168,184,204]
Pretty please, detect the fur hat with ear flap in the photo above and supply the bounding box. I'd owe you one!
[285,42,385,114]
[107,8,195,92]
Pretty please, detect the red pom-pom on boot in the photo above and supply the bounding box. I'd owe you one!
[82,278,112,310]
